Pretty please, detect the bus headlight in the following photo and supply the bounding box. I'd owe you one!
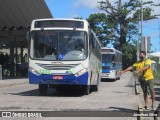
[75,68,87,77]
[29,67,41,76]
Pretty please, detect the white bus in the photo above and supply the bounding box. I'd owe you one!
[29,18,101,95]
[101,47,122,80]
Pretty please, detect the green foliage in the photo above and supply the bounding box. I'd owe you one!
[87,13,112,46]
[87,0,160,68]
[121,43,137,69]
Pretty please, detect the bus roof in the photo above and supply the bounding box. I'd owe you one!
[32,18,87,22]
[31,18,89,30]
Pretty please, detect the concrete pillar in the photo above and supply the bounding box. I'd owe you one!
[10,41,14,77]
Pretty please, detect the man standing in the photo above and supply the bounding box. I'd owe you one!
[120,51,155,110]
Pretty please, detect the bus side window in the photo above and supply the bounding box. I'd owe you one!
[91,33,95,48]
[89,33,93,49]
[93,38,96,49]
[90,33,95,48]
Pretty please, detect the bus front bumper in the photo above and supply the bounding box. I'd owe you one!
[29,72,88,85]
[101,72,116,79]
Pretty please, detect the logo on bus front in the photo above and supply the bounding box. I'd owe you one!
[51,61,63,64]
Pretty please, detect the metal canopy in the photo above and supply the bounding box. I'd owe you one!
[0,0,53,29]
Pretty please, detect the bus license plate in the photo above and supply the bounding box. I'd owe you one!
[53,76,63,80]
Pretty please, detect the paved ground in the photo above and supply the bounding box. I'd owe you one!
[0,73,137,120]
[0,78,28,88]
[0,73,160,120]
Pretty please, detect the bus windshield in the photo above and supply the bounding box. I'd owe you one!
[30,30,87,61]
[102,54,114,67]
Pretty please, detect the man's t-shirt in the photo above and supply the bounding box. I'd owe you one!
[133,59,154,80]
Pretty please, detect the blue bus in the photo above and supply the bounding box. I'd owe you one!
[101,47,122,80]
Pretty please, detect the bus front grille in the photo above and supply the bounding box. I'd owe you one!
[36,63,79,70]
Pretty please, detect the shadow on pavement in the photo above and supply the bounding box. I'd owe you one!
[108,106,137,112]
[7,88,85,97]
[101,78,116,82]
[125,85,135,87]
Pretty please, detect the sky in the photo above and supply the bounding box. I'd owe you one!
[45,0,160,52]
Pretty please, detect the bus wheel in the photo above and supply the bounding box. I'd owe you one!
[84,85,90,95]
[39,84,48,95]
[117,77,120,80]
[93,85,98,92]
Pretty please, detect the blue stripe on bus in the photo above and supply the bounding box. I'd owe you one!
[29,72,88,85]
[102,70,110,73]
[102,68,115,73]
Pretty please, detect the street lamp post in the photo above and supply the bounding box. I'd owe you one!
[141,0,143,41]
[137,0,143,60]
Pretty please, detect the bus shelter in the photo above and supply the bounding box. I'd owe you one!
[0,0,52,78]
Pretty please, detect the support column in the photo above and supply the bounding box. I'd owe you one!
[10,41,14,77]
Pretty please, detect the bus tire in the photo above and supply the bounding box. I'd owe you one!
[117,77,120,80]
[93,75,100,91]
[84,85,90,95]
[39,84,48,95]
[93,85,98,92]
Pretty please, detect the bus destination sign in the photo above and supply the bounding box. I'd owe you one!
[101,49,114,52]
[35,20,84,28]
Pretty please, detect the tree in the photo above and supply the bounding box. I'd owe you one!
[87,13,111,47]
[87,0,160,68]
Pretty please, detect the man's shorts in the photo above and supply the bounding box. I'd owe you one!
[140,79,154,94]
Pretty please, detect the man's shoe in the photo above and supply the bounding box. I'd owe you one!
[143,106,149,110]
[151,106,156,111]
